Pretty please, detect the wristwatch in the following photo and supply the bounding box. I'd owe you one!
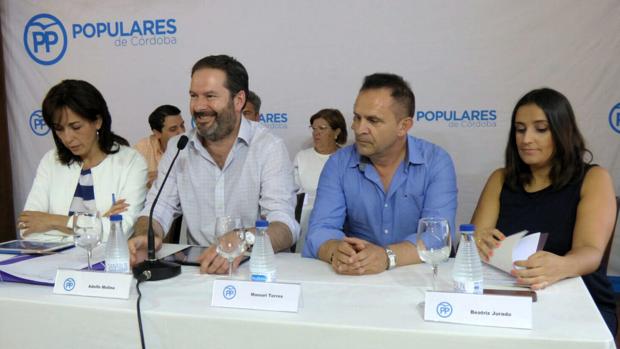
[385,248,396,270]
[245,231,255,246]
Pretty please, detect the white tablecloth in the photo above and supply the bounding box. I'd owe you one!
[0,246,615,349]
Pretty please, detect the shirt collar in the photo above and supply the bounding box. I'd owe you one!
[237,116,252,146]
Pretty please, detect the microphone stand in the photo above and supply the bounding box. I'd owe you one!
[132,135,188,281]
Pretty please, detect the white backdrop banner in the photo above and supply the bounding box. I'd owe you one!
[2,0,620,273]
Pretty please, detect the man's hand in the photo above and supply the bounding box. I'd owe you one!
[321,237,388,275]
[329,239,361,274]
[128,235,163,266]
[343,237,388,275]
[196,245,245,274]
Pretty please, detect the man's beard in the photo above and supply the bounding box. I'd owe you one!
[193,101,237,142]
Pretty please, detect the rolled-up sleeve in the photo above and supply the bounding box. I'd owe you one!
[302,152,347,258]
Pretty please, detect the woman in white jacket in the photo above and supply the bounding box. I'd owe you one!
[17,79,147,242]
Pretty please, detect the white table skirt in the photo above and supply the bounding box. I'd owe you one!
[0,246,614,349]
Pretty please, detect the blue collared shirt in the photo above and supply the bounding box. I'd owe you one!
[302,135,457,258]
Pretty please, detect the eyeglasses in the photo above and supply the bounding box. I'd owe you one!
[309,125,330,132]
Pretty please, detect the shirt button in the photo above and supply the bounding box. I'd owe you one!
[384,229,389,234]
[384,203,388,208]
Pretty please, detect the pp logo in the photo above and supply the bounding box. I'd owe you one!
[436,301,453,318]
[609,103,620,134]
[63,278,76,291]
[29,109,50,136]
[23,13,68,65]
[223,285,236,300]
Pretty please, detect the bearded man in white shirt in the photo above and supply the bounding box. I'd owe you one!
[128,55,299,274]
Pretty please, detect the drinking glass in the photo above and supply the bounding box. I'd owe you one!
[416,217,451,291]
[73,211,103,270]
[214,216,246,278]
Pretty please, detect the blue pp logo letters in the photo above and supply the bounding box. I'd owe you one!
[223,285,236,300]
[29,109,50,136]
[23,13,68,65]
[609,103,620,134]
[63,278,76,291]
[436,301,453,318]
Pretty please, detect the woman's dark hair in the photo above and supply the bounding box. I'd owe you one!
[42,79,129,165]
[310,108,348,145]
[504,87,591,190]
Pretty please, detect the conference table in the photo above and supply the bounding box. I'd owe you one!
[0,245,615,349]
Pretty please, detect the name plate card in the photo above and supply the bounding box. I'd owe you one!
[424,290,532,329]
[53,268,133,299]
[211,279,301,313]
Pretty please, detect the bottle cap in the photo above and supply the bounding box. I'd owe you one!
[459,224,475,232]
[110,214,122,222]
[255,219,268,228]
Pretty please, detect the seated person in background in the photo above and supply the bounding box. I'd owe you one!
[302,73,457,275]
[18,79,148,242]
[471,88,617,335]
[242,90,261,122]
[293,108,347,252]
[128,55,299,274]
[134,105,186,188]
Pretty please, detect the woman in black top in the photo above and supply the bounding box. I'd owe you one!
[471,88,617,335]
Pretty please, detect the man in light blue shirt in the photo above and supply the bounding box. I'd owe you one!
[302,73,457,275]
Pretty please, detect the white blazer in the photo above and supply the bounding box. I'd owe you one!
[23,145,148,242]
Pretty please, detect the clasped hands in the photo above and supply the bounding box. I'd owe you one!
[329,237,388,275]
[474,228,562,290]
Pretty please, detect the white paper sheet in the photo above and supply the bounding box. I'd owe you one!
[485,231,541,274]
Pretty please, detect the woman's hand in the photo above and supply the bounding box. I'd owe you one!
[102,199,129,217]
[18,211,61,236]
[512,251,567,290]
[473,228,505,261]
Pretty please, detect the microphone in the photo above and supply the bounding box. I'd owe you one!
[132,135,189,281]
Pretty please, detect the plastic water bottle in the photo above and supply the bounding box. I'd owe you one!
[452,224,483,294]
[105,214,130,273]
[250,220,276,282]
